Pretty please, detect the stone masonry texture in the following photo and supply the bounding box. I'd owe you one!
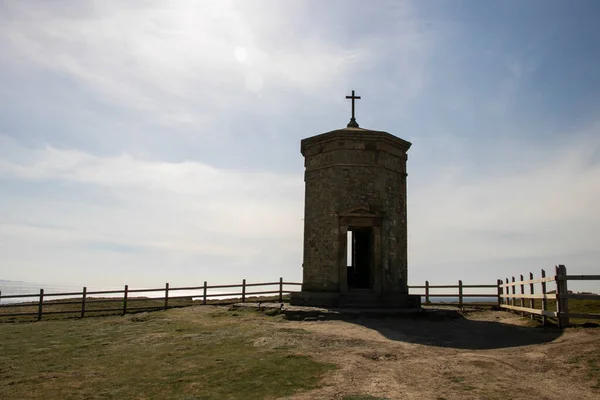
[300,126,412,298]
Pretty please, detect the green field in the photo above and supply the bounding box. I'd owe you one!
[0,306,334,400]
[0,294,289,323]
[527,298,600,325]
[1,301,599,399]
[428,299,600,326]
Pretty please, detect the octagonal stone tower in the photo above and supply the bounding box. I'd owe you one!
[290,122,420,309]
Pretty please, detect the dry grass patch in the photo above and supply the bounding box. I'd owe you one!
[0,306,335,400]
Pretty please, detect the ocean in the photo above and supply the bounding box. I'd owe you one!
[0,280,236,304]
[0,280,497,305]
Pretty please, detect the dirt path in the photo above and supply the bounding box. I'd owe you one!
[262,309,600,400]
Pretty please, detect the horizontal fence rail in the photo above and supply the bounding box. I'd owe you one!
[0,278,301,321]
[2,265,597,328]
[409,280,500,308]
[499,265,600,328]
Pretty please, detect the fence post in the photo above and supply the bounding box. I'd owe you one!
[242,279,246,303]
[520,274,525,316]
[496,279,502,308]
[425,280,430,304]
[528,272,535,320]
[37,289,44,321]
[279,277,283,303]
[203,281,207,305]
[164,283,169,310]
[555,265,569,328]
[541,269,548,326]
[458,280,463,308]
[511,277,516,309]
[123,285,128,316]
[81,287,87,318]
[505,278,510,306]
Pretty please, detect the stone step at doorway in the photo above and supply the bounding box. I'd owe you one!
[340,290,382,308]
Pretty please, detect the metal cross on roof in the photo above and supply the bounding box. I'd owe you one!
[345,90,361,128]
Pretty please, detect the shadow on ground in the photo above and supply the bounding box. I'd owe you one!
[344,311,562,350]
[235,302,564,350]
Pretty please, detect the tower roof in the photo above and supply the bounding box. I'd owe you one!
[301,126,412,155]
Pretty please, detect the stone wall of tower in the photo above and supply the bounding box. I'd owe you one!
[301,130,410,294]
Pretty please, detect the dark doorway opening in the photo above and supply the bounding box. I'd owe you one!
[346,228,372,289]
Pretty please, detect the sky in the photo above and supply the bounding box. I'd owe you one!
[0,0,599,292]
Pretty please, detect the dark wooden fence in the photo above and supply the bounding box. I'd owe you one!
[499,264,600,328]
[408,281,499,307]
[2,265,598,327]
[408,265,600,328]
[0,278,301,321]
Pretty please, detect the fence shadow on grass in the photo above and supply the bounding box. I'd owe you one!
[346,311,562,350]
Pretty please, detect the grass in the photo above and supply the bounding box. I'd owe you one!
[566,352,600,389]
[0,296,195,323]
[278,327,312,335]
[447,375,477,392]
[528,299,600,326]
[3,295,598,328]
[441,299,600,326]
[0,294,291,323]
[0,306,335,400]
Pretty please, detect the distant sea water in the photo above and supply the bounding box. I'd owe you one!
[0,280,122,304]
[0,280,234,304]
[1,280,498,306]
[426,297,497,304]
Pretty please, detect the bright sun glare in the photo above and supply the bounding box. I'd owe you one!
[234,47,248,63]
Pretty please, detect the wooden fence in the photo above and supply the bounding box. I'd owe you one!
[0,278,301,321]
[408,281,499,307]
[499,264,600,328]
[2,266,598,327]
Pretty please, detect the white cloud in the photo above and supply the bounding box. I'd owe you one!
[1,1,598,295]
[0,1,369,128]
[0,136,304,285]
[2,128,599,291]
[409,126,600,290]
[0,0,433,137]
[0,0,437,288]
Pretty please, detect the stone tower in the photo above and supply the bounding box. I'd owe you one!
[290,92,420,309]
